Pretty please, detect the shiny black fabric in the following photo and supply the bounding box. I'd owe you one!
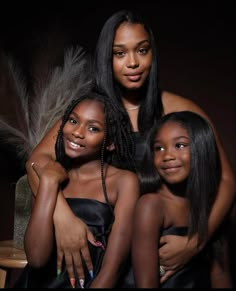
[160,226,211,288]
[14,198,113,288]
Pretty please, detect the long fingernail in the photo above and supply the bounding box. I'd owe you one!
[79,278,84,289]
[89,269,94,279]
[95,241,105,250]
[57,269,61,278]
[70,278,75,288]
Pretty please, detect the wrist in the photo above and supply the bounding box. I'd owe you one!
[53,192,66,222]
[189,234,206,254]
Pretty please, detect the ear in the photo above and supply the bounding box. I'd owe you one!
[106,143,115,151]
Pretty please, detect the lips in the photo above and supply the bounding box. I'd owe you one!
[160,165,181,174]
[125,72,142,81]
[66,138,85,150]
[126,74,141,81]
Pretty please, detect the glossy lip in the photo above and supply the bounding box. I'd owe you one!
[125,71,143,81]
[161,165,181,174]
[126,74,142,82]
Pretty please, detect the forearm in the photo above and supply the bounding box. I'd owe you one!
[24,179,59,267]
[53,190,72,223]
[207,175,235,239]
[90,228,131,288]
[90,253,125,288]
[90,266,121,288]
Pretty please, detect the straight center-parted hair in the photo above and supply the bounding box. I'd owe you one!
[139,111,222,245]
[94,9,163,135]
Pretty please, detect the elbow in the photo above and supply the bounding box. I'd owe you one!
[25,239,52,268]
[221,167,236,197]
[227,173,236,196]
[26,251,49,268]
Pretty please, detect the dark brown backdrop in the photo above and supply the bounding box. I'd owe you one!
[0,0,235,284]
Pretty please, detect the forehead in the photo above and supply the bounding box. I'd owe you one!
[155,121,188,139]
[73,99,104,118]
[114,22,150,42]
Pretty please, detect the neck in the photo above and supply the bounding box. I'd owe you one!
[121,90,141,111]
[125,105,140,111]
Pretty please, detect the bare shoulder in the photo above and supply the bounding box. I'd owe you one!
[135,193,165,222]
[161,90,209,120]
[137,192,164,210]
[110,166,138,180]
[108,166,139,188]
[118,168,139,187]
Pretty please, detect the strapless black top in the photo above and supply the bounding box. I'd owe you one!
[14,198,114,288]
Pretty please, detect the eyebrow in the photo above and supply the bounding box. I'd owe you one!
[70,112,104,127]
[154,136,189,143]
[113,39,150,48]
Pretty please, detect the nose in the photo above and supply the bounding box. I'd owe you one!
[127,53,139,68]
[163,148,175,161]
[72,125,84,139]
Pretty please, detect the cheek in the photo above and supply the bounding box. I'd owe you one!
[154,154,161,168]
[183,155,191,176]
[113,60,121,76]
[62,124,70,135]
[89,136,104,148]
[143,57,152,74]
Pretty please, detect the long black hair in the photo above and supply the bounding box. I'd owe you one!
[139,111,222,245]
[55,88,135,207]
[55,88,135,170]
[94,9,163,135]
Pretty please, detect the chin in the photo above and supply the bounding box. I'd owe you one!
[127,84,143,90]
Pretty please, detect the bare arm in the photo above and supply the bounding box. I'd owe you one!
[90,172,139,288]
[210,237,232,288]
[132,194,163,288]
[24,161,67,267]
[159,92,236,278]
[26,119,95,279]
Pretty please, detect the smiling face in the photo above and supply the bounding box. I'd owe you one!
[153,121,191,185]
[112,22,152,90]
[63,99,105,161]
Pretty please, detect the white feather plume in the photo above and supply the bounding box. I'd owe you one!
[0,46,92,165]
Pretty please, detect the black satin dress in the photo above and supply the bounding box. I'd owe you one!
[120,226,211,289]
[14,198,114,288]
[14,133,144,289]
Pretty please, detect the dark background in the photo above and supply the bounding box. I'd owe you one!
[0,0,235,284]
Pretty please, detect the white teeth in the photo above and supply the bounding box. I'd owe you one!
[70,141,81,148]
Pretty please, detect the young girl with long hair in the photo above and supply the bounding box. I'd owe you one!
[132,111,232,288]
[16,89,139,288]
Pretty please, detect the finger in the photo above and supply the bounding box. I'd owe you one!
[159,235,168,245]
[72,251,85,283]
[57,249,63,278]
[159,244,169,261]
[161,264,178,271]
[160,269,175,284]
[80,245,93,276]
[87,230,97,247]
[31,162,42,178]
[64,252,76,285]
